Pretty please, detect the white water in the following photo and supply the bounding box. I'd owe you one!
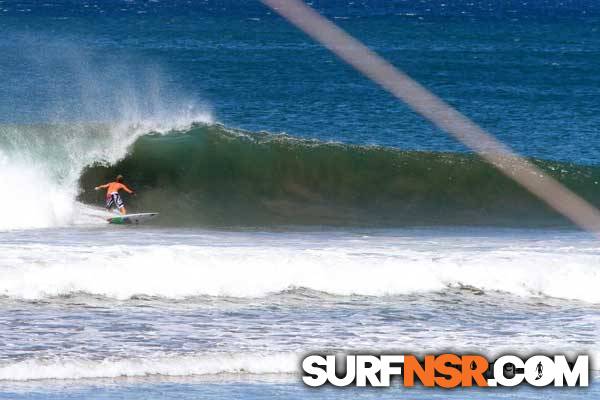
[0,111,212,231]
[0,352,299,381]
[2,351,598,382]
[1,229,598,303]
[1,228,598,383]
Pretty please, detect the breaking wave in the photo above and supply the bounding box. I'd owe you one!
[3,117,600,231]
[78,123,600,227]
[0,115,211,231]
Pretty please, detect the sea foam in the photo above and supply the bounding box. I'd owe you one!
[0,352,299,381]
[1,241,599,303]
[0,112,212,231]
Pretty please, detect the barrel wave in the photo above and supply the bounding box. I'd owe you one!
[78,123,600,227]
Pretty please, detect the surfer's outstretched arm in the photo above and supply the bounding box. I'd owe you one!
[94,184,109,191]
[122,184,135,194]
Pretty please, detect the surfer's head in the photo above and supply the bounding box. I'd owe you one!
[116,175,124,183]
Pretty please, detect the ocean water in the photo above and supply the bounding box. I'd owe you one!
[1,0,600,398]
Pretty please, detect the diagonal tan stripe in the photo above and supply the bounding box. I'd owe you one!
[262,0,600,235]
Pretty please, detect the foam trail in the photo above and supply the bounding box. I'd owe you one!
[0,353,299,381]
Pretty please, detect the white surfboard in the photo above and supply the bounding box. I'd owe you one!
[107,212,159,225]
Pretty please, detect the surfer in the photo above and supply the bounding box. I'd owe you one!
[94,175,135,215]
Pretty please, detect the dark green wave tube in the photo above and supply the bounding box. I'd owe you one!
[78,123,600,227]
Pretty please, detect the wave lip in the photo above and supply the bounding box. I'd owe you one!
[0,352,299,381]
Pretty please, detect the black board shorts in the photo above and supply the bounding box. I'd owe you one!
[106,192,124,210]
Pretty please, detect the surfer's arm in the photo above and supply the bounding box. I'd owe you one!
[94,184,109,191]
[121,184,135,194]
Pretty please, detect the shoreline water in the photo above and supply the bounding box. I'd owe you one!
[1,371,598,399]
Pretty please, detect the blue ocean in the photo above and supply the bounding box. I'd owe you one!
[1,0,599,398]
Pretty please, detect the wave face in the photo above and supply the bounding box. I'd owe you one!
[78,124,600,227]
